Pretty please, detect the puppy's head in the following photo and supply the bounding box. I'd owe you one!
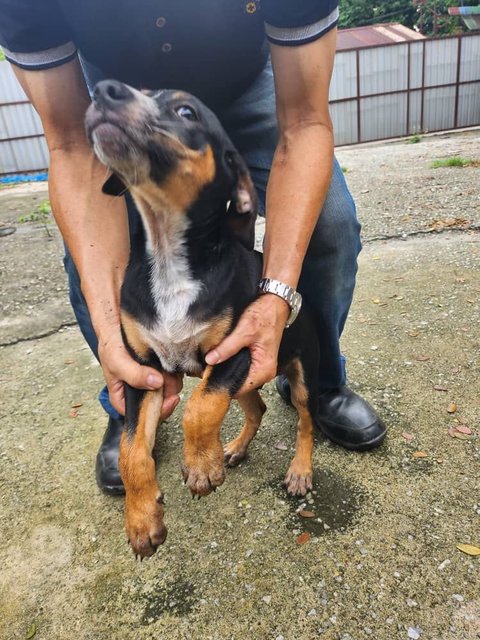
[85,80,257,248]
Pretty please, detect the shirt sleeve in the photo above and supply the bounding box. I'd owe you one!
[261,0,339,47]
[0,0,76,70]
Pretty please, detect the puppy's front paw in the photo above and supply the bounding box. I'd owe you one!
[223,438,248,467]
[125,491,167,558]
[182,445,225,496]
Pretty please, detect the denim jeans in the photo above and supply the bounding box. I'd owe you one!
[64,58,362,419]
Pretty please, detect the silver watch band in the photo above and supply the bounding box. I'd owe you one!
[258,277,302,328]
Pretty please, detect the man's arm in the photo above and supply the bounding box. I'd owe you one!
[12,59,181,415]
[205,29,337,391]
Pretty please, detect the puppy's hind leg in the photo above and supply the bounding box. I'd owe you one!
[224,390,266,467]
[283,357,319,497]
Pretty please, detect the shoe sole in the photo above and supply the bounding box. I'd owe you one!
[316,418,387,452]
[98,483,126,496]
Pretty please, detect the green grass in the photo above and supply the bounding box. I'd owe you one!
[407,134,422,144]
[431,156,475,168]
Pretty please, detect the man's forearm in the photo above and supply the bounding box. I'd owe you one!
[48,146,130,341]
[262,121,334,289]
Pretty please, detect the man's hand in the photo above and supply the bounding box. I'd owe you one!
[205,294,289,395]
[98,327,182,418]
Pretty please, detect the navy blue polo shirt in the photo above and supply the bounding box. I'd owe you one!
[0,1,338,106]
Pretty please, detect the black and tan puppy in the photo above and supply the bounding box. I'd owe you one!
[85,81,320,558]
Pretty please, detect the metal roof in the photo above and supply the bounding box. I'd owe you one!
[337,23,426,51]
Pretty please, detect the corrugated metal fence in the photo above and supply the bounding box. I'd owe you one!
[1,32,479,175]
[330,32,480,145]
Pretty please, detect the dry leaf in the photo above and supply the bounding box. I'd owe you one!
[64,359,75,365]
[415,355,430,362]
[401,432,415,442]
[274,441,288,451]
[71,402,83,409]
[26,624,37,639]
[456,544,480,556]
[433,385,449,392]
[296,532,311,545]
[407,330,419,337]
[298,510,315,519]
[458,416,468,425]
[455,425,472,435]
[448,427,458,438]
[447,402,458,414]
[412,451,428,459]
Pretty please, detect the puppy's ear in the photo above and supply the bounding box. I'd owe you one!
[102,173,127,196]
[226,150,257,251]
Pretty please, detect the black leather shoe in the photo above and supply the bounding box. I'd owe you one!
[95,417,125,495]
[275,376,386,451]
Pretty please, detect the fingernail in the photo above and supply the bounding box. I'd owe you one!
[205,350,219,365]
[147,374,163,388]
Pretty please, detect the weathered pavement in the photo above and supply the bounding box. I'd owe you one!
[0,130,479,640]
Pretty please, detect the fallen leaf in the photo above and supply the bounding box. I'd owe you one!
[458,416,468,424]
[69,409,78,418]
[274,441,288,451]
[455,425,472,435]
[26,624,36,639]
[456,544,480,556]
[433,385,449,392]
[71,402,83,409]
[298,510,315,518]
[448,427,458,438]
[296,532,311,545]
[407,330,419,337]
[452,431,469,440]
[415,355,430,362]
[412,451,428,459]
[447,402,458,414]
[64,359,75,365]
[401,432,415,442]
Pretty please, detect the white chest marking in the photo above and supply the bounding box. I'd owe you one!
[140,211,208,374]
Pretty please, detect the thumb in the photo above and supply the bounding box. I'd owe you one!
[121,354,164,390]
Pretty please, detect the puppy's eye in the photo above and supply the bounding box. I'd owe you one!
[175,105,198,121]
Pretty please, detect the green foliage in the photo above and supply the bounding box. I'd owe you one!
[341,165,348,173]
[18,200,53,237]
[406,134,422,144]
[431,156,475,168]
[338,0,474,35]
[0,48,5,62]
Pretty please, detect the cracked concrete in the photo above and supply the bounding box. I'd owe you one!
[0,130,479,640]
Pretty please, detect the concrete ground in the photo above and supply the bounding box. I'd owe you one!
[0,130,479,640]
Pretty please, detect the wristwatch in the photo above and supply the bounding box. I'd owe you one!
[258,278,302,328]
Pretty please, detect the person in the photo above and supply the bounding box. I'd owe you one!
[0,0,386,495]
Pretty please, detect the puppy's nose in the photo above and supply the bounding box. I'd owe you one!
[93,80,133,108]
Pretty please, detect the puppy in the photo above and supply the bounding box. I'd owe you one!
[85,81,320,558]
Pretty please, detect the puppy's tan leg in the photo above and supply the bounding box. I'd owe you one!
[224,391,266,466]
[120,387,167,558]
[181,366,230,496]
[284,359,315,497]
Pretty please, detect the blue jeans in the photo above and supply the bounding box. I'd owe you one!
[64,59,362,419]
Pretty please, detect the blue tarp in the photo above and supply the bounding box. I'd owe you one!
[0,172,48,184]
